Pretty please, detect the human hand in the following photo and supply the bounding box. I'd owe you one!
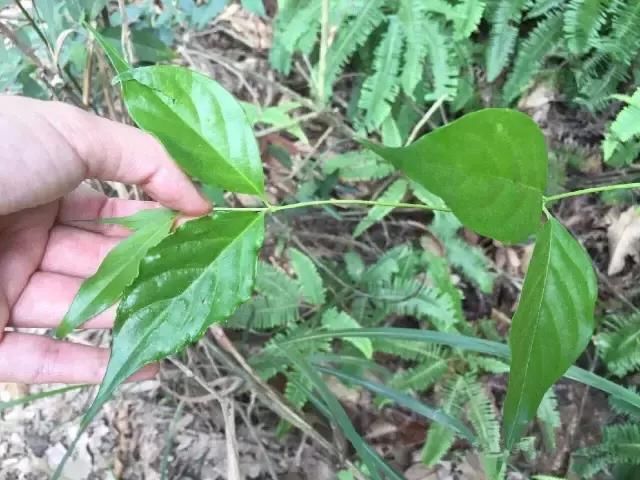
[0,96,211,384]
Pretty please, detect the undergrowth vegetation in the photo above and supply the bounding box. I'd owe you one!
[2,1,640,480]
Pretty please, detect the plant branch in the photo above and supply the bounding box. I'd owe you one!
[406,96,447,146]
[316,0,330,104]
[213,198,451,214]
[544,182,640,203]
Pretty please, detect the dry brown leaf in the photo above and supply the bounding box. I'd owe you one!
[607,207,640,275]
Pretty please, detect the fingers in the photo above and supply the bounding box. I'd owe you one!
[0,332,158,384]
[41,225,119,278]
[11,272,114,329]
[58,186,160,236]
[47,101,211,216]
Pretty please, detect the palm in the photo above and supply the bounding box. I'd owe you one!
[0,95,209,384]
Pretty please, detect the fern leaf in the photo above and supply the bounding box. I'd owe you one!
[284,369,313,410]
[469,356,510,374]
[429,213,495,293]
[604,1,640,66]
[323,150,394,182]
[595,313,640,377]
[610,386,640,419]
[573,423,640,476]
[353,179,408,238]
[424,18,459,101]
[525,0,563,19]
[382,278,460,332]
[322,308,373,358]
[270,0,318,74]
[603,87,640,162]
[399,0,428,97]
[373,339,445,362]
[344,251,365,282]
[288,248,325,305]
[577,54,628,111]
[485,0,528,82]
[425,254,464,323]
[453,0,486,40]
[421,376,467,465]
[359,17,404,131]
[502,12,563,104]
[229,262,301,329]
[323,0,386,101]
[564,0,607,54]
[465,381,500,453]
[537,389,561,451]
[391,360,448,393]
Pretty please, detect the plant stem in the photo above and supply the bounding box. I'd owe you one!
[544,182,640,203]
[316,0,330,104]
[213,198,450,214]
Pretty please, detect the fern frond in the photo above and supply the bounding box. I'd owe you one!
[359,16,404,131]
[353,179,408,237]
[269,0,318,74]
[322,0,386,101]
[373,339,445,362]
[390,358,449,392]
[610,386,640,419]
[424,18,459,102]
[604,1,640,66]
[453,0,486,40]
[502,12,563,104]
[577,54,628,111]
[537,389,561,451]
[564,0,607,55]
[382,278,460,331]
[229,262,301,329]
[465,381,500,453]
[399,0,428,97]
[485,0,528,82]
[525,0,563,19]
[603,87,640,162]
[323,150,394,182]
[284,369,313,410]
[468,356,510,374]
[322,308,373,358]
[421,376,467,465]
[288,248,325,305]
[424,254,464,323]
[430,214,495,293]
[573,423,640,476]
[595,313,640,377]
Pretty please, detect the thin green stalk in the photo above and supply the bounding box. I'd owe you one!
[544,182,640,203]
[316,0,330,103]
[212,198,450,214]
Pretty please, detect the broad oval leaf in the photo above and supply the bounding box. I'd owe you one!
[116,65,265,197]
[55,208,176,338]
[503,218,597,448]
[54,211,264,479]
[363,109,548,243]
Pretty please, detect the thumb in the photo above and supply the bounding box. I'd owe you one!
[46,101,212,216]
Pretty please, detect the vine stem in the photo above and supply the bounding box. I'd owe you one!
[212,199,450,214]
[544,182,640,203]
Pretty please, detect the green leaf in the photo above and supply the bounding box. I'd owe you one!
[316,364,476,442]
[241,101,309,143]
[85,22,129,75]
[503,218,597,449]
[100,27,175,64]
[353,179,408,238]
[322,308,373,359]
[364,109,548,243]
[101,207,175,230]
[55,209,176,338]
[113,66,265,196]
[54,212,264,479]
[288,248,325,305]
[277,326,640,410]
